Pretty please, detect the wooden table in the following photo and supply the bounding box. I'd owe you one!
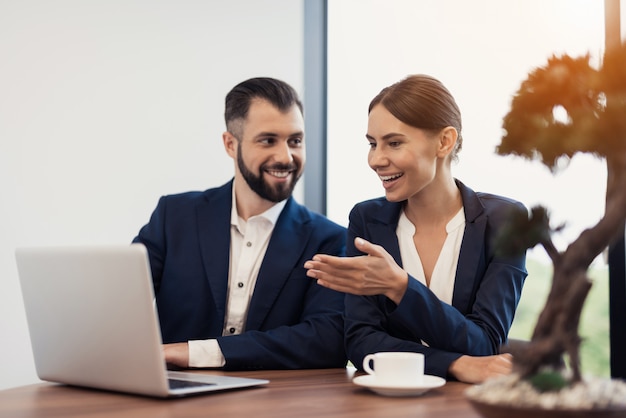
[0,368,482,417]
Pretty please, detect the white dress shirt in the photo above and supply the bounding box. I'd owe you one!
[188,186,286,367]
[396,207,465,305]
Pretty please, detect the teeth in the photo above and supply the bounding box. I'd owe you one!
[268,170,291,178]
[379,173,402,181]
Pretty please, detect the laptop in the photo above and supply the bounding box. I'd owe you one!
[14,244,269,398]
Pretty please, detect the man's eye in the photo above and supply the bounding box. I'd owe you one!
[289,137,303,146]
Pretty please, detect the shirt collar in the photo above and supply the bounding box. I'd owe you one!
[230,183,287,229]
[398,207,465,235]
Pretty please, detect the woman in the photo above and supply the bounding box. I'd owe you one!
[304,74,527,384]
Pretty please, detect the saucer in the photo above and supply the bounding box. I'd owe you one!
[352,374,446,397]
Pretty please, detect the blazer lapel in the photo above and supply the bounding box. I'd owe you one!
[368,224,404,268]
[196,182,233,325]
[246,198,308,330]
[366,201,404,267]
[451,180,486,313]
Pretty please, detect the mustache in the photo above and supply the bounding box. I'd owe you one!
[262,163,298,172]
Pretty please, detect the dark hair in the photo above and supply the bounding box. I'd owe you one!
[224,77,303,139]
[369,74,463,160]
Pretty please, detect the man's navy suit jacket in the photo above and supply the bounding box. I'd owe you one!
[134,180,347,370]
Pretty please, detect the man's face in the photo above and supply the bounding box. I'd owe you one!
[234,99,305,202]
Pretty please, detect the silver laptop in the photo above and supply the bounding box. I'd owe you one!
[14,244,269,398]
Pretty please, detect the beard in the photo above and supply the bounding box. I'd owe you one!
[237,144,301,203]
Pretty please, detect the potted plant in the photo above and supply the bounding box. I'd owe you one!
[466,43,626,417]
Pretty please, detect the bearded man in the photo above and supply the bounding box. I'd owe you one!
[134,77,347,370]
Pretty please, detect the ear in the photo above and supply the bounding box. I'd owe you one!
[437,126,458,158]
[223,131,237,158]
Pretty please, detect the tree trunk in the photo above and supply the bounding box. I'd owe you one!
[512,152,626,382]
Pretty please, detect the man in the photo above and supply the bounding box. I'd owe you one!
[133,77,347,370]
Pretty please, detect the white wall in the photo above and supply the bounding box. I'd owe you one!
[0,0,304,390]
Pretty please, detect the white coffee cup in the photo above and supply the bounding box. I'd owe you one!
[362,352,424,385]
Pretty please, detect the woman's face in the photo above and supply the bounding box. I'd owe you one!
[366,104,441,202]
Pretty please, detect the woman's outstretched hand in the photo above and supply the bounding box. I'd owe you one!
[304,237,409,304]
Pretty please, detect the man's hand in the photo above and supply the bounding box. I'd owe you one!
[163,342,190,369]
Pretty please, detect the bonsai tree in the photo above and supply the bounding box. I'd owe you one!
[495,43,626,385]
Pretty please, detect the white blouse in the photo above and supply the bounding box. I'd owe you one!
[396,207,466,305]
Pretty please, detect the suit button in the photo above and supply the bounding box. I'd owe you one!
[246,241,252,247]
[238,282,244,288]
[229,327,236,334]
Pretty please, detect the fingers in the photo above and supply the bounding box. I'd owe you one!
[163,343,190,368]
[304,253,363,276]
[484,354,513,379]
[304,255,338,278]
[449,354,514,384]
[354,237,384,258]
[304,237,382,267]
[304,256,345,286]
[304,252,369,295]
[494,353,513,373]
[304,238,383,270]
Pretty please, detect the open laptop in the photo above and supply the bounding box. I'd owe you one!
[14,244,269,398]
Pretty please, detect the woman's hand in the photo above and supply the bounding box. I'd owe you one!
[448,353,513,384]
[304,237,409,304]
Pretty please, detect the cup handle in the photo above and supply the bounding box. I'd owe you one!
[362,354,375,375]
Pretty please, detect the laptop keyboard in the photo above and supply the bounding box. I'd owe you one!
[168,378,216,389]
